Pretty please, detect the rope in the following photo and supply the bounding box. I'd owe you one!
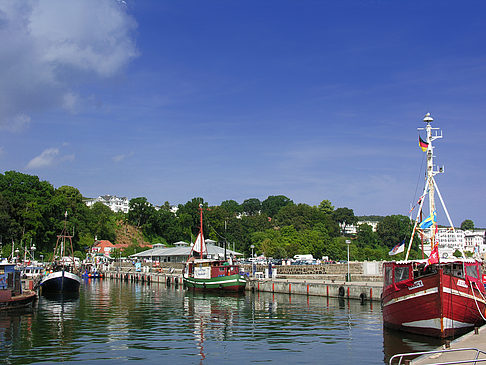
[409,149,426,215]
[470,281,486,321]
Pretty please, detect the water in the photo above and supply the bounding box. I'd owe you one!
[0,279,443,364]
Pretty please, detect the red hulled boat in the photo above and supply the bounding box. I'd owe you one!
[382,113,486,338]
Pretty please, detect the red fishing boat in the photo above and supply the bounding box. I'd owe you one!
[382,113,486,338]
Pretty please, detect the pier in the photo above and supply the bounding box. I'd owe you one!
[408,325,486,364]
[104,260,384,302]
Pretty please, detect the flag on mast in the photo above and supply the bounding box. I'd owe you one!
[427,242,439,265]
[419,136,429,152]
[419,211,436,229]
[389,240,405,256]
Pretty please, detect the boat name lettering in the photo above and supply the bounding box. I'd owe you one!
[457,279,468,288]
[408,280,423,290]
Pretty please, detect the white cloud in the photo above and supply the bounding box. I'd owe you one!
[0,0,138,130]
[26,148,59,169]
[26,146,75,169]
[112,151,133,162]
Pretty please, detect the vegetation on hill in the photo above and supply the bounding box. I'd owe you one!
[0,171,443,261]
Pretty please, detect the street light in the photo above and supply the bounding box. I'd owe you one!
[250,244,255,258]
[346,240,351,282]
[31,244,36,260]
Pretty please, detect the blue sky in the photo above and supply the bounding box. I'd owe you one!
[1,0,485,227]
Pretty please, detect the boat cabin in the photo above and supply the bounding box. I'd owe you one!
[22,266,43,279]
[186,259,240,279]
[383,259,484,291]
[0,263,22,299]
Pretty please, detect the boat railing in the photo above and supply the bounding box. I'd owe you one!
[389,347,486,365]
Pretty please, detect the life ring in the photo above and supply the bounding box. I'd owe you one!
[359,293,367,304]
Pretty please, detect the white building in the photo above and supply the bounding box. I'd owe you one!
[85,195,130,213]
[464,230,486,255]
[342,221,380,235]
[422,228,486,259]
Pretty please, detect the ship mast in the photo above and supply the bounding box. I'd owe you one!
[420,113,443,249]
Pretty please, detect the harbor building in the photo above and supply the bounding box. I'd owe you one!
[130,240,243,263]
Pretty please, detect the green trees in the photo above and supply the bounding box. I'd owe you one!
[2,170,463,262]
[261,195,293,218]
[317,199,334,215]
[241,198,261,216]
[333,207,357,235]
[0,171,116,258]
[460,219,474,230]
[375,215,413,249]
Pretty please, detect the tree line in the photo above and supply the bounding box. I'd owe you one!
[0,170,454,261]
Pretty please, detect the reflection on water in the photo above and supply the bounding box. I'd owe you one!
[0,280,443,364]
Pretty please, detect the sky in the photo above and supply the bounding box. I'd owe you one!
[0,0,485,227]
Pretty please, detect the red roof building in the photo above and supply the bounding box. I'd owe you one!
[91,240,152,258]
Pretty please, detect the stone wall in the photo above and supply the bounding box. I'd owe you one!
[242,261,383,276]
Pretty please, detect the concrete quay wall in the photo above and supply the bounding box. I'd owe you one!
[104,261,384,302]
[105,269,383,303]
[247,278,382,302]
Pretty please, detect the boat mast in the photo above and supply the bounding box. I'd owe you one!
[199,204,204,240]
[419,113,442,249]
[405,113,442,261]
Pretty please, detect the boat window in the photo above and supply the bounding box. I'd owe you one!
[466,265,478,279]
[452,263,464,278]
[395,266,410,283]
[384,266,393,286]
[443,264,452,276]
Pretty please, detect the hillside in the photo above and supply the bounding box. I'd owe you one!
[115,220,149,247]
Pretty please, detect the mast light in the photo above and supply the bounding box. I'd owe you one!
[423,112,433,123]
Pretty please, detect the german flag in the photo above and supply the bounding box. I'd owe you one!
[419,136,428,152]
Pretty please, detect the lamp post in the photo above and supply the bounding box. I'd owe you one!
[15,248,19,263]
[31,244,36,261]
[346,240,351,282]
[250,244,255,258]
[40,254,44,263]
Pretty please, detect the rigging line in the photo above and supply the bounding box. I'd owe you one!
[206,221,228,241]
[410,147,427,214]
[470,281,486,321]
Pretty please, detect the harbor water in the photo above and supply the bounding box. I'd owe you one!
[0,279,444,364]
